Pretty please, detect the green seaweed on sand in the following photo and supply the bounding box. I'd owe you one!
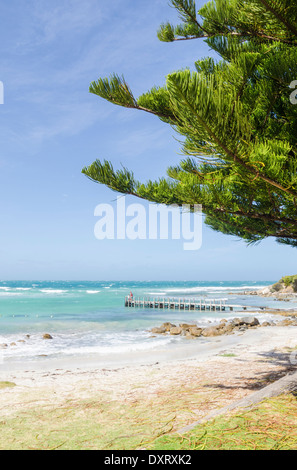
[0,382,16,389]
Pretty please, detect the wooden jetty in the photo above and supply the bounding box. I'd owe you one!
[125,296,250,312]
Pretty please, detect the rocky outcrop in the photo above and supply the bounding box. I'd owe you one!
[242,275,297,299]
[150,316,297,339]
[227,275,297,300]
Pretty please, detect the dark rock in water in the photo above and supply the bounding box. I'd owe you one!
[231,317,259,327]
[241,316,260,326]
[43,333,53,340]
[230,318,243,326]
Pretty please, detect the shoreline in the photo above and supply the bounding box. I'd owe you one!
[1,324,297,385]
[1,308,297,373]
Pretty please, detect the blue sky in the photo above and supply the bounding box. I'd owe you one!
[0,0,296,281]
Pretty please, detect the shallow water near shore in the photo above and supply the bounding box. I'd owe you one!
[0,280,296,368]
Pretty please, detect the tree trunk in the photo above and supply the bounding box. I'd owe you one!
[178,370,297,434]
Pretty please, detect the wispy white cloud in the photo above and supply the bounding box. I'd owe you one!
[12,0,105,51]
[0,0,202,152]
[33,0,104,42]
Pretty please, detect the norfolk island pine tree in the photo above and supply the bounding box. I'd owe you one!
[82,0,297,248]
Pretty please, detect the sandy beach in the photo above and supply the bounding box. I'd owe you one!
[0,324,297,449]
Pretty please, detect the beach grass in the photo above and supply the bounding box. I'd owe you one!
[0,382,216,450]
[150,393,297,450]
[0,381,16,389]
[218,353,237,357]
[1,390,297,450]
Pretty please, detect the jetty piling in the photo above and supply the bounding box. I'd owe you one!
[124,296,249,312]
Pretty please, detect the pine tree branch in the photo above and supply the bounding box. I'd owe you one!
[229,47,274,122]
[90,75,177,123]
[233,155,297,197]
[260,91,280,131]
[210,210,297,240]
[137,105,176,122]
[170,0,210,35]
[215,207,297,227]
[258,0,297,37]
[169,30,297,45]
[168,74,297,197]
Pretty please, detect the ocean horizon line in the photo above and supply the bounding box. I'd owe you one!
[0,279,276,283]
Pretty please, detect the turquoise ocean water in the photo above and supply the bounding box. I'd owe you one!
[0,280,294,365]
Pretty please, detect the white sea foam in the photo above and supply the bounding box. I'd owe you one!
[0,330,175,361]
[148,292,167,296]
[86,290,100,294]
[0,292,22,296]
[163,285,266,294]
[40,289,68,294]
[60,337,174,356]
